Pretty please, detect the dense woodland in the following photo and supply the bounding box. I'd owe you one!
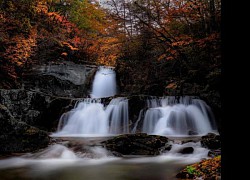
[0,0,221,124]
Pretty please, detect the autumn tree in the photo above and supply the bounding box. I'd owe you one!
[107,0,221,95]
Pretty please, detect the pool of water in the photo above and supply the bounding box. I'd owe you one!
[0,140,209,180]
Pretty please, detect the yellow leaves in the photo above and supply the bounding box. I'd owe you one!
[3,28,37,69]
[166,82,177,89]
[93,36,121,66]
[35,2,48,14]
[62,42,78,51]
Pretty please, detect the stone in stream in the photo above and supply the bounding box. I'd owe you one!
[208,149,221,157]
[178,147,194,154]
[101,133,169,156]
[201,133,221,150]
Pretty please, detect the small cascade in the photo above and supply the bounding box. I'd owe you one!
[140,96,217,136]
[53,95,217,137]
[52,97,129,136]
[106,97,129,134]
[54,99,109,136]
[91,66,117,98]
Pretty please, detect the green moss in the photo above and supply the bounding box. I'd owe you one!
[186,166,201,176]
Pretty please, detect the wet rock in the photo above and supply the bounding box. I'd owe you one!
[101,133,169,156]
[178,147,194,154]
[22,61,97,98]
[0,89,76,131]
[176,171,195,179]
[181,139,199,144]
[208,149,221,157]
[127,95,148,128]
[201,133,221,150]
[0,104,50,153]
[163,144,172,151]
[0,89,86,153]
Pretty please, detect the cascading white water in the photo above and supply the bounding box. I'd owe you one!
[52,97,129,136]
[53,95,216,137]
[52,65,217,137]
[91,66,117,98]
[140,96,217,136]
[106,97,129,134]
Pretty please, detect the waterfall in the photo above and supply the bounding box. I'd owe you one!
[52,97,129,136]
[140,96,217,136]
[51,64,217,137]
[91,66,117,98]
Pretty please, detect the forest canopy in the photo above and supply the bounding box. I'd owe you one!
[0,0,221,97]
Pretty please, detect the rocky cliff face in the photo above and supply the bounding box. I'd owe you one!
[22,61,97,98]
[0,62,97,154]
[0,89,77,131]
[0,89,82,153]
[0,103,49,153]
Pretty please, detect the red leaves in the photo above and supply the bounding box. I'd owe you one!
[177,156,221,179]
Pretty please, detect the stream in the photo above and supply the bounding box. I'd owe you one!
[0,66,218,179]
[0,139,209,180]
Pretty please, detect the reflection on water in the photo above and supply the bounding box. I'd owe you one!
[0,141,209,180]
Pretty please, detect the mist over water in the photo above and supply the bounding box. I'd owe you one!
[0,142,209,180]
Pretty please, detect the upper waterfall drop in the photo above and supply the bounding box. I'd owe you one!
[91,66,117,98]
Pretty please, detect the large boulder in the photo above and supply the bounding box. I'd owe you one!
[101,133,169,156]
[0,104,49,153]
[178,147,194,154]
